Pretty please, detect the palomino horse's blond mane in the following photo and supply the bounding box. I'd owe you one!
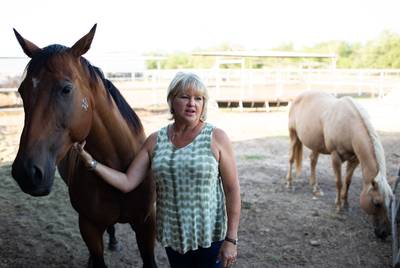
[345,97,393,207]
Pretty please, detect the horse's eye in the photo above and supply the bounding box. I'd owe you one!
[61,85,73,95]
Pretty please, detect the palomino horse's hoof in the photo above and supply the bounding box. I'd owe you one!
[312,187,324,197]
[285,183,295,192]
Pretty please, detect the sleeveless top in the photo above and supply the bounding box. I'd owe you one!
[151,123,227,254]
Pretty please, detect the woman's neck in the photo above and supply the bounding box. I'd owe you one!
[170,120,204,148]
[172,119,203,133]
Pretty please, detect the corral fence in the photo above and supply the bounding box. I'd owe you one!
[1,68,400,110]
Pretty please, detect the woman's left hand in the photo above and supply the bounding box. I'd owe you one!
[218,241,237,267]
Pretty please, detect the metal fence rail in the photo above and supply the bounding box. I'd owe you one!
[2,68,400,109]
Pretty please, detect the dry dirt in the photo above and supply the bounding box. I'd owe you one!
[1,98,400,268]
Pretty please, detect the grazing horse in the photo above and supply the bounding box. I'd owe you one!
[286,91,393,239]
[11,25,157,267]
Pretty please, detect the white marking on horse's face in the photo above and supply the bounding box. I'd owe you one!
[81,97,89,111]
[32,78,39,88]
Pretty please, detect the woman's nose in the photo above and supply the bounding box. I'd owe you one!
[187,97,195,105]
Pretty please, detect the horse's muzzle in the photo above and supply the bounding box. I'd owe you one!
[374,227,390,240]
[373,215,391,240]
[11,156,56,197]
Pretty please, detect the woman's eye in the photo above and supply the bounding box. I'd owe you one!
[195,96,203,101]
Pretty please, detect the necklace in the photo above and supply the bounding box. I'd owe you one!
[171,125,177,142]
[170,122,202,143]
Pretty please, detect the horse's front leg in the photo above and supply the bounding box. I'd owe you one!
[79,216,107,268]
[341,157,359,209]
[309,150,323,197]
[130,208,158,268]
[331,152,343,212]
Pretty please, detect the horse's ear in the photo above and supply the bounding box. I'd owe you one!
[70,24,97,57]
[13,29,41,58]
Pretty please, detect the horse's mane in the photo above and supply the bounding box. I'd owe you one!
[344,97,393,206]
[82,60,143,135]
[25,44,143,135]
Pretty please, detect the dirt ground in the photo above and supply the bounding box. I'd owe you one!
[1,97,400,268]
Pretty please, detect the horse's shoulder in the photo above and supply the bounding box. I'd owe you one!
[336,97,363,118]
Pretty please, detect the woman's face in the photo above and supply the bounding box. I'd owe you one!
[172,89,204,123]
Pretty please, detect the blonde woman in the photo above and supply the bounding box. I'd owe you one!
[76,72,241,268]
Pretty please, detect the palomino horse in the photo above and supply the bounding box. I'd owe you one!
[286,91,393,239]
[11,25,157,267]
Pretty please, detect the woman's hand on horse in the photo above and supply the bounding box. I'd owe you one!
[73,141,93,166]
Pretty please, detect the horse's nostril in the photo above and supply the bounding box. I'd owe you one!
[31,165,44,184]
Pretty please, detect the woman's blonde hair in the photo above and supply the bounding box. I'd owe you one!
[167,72,209,121]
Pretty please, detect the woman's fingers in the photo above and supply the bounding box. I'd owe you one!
[73,141,86,153]
[219,245,237,268]
[79,140,86,148]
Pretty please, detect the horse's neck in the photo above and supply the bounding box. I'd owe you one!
[353,133,380,182]
[350,105,385,183]
[87,98,143,170]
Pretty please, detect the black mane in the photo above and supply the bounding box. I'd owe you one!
[83,59,144,135]
[26,44,143,134]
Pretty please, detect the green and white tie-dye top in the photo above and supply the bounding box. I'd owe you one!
[151,123,227,254]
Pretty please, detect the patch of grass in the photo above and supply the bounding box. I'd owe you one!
[241,154,265,161]
[269,255,281,264]
[242,201,252,210]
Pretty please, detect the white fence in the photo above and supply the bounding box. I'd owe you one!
[2,68,400,109]
[104,68,400,108]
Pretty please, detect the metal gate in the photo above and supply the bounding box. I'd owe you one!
[391,169,400,267]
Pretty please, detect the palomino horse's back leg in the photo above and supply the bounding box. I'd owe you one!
[79,216,107,268]
[130,209,158,268]
[106,225,122,251]
[340,157,359,209]
[286,128,303,188]
[331,151,343,212]
[309,151,323,197]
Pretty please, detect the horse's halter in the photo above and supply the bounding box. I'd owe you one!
[81,97,89,111]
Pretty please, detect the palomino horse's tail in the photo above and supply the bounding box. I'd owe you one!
[289,128,303,177]
[294,138,303,177]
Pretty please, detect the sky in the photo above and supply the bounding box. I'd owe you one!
[2,0,400,58]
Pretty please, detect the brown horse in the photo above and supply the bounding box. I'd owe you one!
[286,91,393,239]
[11,25,157,267]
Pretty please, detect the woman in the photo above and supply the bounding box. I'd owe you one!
[75,72,241,268]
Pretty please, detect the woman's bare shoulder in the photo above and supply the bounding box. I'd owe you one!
[212,127,229,141]
[144,131,159,151]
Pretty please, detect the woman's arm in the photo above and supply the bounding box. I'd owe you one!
[212,128,241,267]
[75,132,157,193]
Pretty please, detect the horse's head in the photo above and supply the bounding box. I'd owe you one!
[360,178,393,239]
[11,25,98,196]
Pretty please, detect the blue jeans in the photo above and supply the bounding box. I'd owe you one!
[165,240,224,268]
